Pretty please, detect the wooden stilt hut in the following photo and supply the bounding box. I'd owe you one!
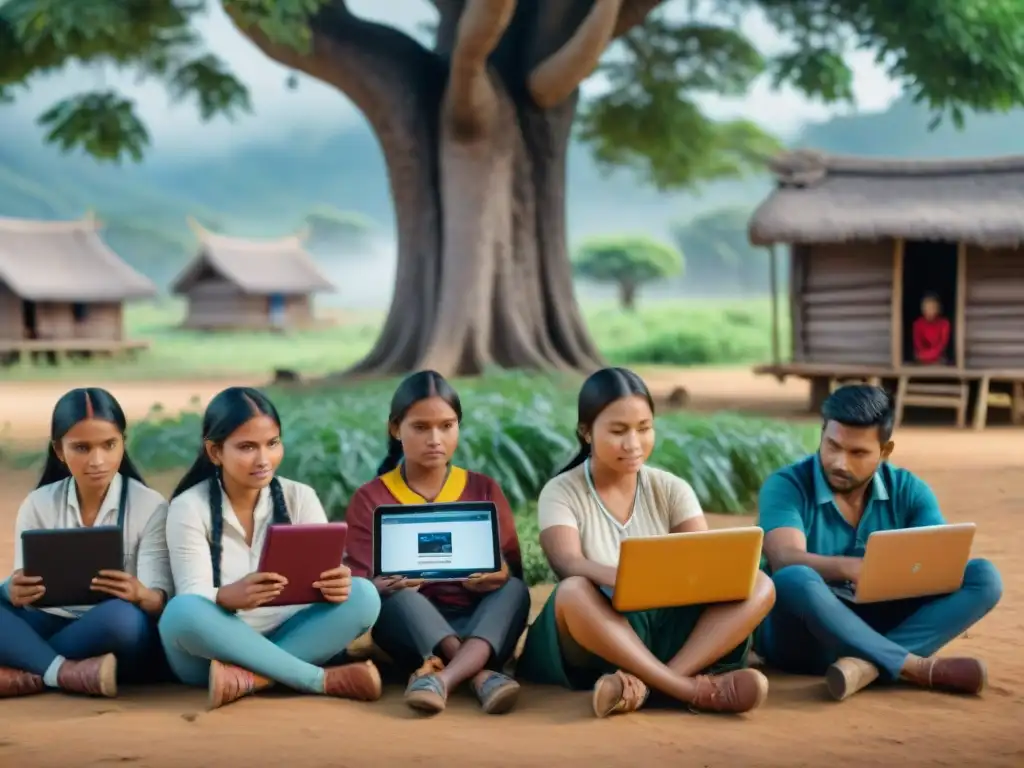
[748,150,1024,429]
[0,214,155,364]
[170,218,334,331]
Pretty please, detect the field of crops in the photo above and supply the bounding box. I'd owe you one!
[105,374,815,584]
[0,297,786,380]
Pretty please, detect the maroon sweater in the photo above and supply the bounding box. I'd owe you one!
[344,466,523,609]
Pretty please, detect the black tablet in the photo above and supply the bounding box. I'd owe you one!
[21,526,125,608]
[372,501,501,581]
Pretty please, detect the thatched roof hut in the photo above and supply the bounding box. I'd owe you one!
[0,214,155,359]
[750,150,1024,247]
[170,219,334,330]
[747,150,1024,428]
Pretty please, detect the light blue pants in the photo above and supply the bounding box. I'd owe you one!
[158,577,381,693]
[758,558,1003,680]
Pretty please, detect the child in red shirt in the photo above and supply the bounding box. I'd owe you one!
[912,293,951,365]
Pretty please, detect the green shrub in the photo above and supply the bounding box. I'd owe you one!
[126,373,813,511]
[115,375,815,583]
[587,299,787,367]
[514,505,557,586]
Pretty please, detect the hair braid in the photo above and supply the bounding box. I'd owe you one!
[208,471,225,588]
[268,477,291,525]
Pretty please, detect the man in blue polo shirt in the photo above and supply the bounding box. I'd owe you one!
[756,384,1002,701]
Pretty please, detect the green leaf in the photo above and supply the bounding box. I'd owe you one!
[168,54,251,120]
[37,91,149,162]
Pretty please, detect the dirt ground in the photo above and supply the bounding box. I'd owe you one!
[0,370,1021,767]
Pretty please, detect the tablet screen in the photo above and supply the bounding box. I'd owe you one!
[378,503,498,578]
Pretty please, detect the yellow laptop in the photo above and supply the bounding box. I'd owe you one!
[611,527,764,613]
[852,522,976,604]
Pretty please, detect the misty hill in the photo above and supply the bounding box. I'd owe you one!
[1,95,1023,289]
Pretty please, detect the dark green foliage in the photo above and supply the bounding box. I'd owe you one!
[4,0,1024,197]
[119,374,815,516]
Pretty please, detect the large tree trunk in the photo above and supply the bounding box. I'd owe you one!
[230,0,661,378]
[351,72,603,375]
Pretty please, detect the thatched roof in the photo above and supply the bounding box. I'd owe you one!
[748,150,1024,248]
[170,220,334,295]
[0,214,157,301]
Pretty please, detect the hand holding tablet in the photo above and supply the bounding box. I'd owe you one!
[6,570,46,608]
[255,522,349,606]
[313,565,353,603]
[21,526,124,608]
[216,572,290,612]
[463,562,510,593]
[373,575,425,596]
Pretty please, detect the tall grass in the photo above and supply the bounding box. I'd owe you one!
[0,298,785,380]
[126,374,814,518]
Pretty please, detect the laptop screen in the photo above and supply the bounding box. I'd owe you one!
[378,504,498,575]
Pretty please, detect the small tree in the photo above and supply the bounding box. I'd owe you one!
[573,236,682,310]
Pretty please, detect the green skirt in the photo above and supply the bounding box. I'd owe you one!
[517,583,751,690]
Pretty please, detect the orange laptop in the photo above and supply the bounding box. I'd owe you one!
[612,526,764,612]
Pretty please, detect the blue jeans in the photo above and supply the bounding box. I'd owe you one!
[158,577,381,693]
[758,558,1003,680]
[0,597,161,680]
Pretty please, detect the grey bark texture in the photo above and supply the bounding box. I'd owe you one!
[230,0,666,377]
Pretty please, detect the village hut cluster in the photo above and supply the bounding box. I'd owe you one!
[748,150,1024,429]
[0,214,334,365]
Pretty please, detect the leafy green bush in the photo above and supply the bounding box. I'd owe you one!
[118,375,815,582]
[589,299,788,367]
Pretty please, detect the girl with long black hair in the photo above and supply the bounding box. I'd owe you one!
[344,371,530,716]
[0,388,172,699]
[158,386,382,710]
[518,368,776,718]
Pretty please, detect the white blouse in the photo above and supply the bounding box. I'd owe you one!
[165,476,332,634]
[11,473,172,619]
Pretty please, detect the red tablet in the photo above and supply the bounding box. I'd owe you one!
[256,523,349,606]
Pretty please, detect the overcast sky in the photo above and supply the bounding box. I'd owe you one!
[7,0,903,157]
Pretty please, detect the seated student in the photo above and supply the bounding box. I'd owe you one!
[158,386,382,709]
[756,384,1003,701]
[345,370,530,716]
[912,292,951,365]
[517,367,774,718]
[0,387,171,699]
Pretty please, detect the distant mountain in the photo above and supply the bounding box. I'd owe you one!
[1,95,1022,295]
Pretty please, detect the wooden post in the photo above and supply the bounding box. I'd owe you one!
[768,245,780,365]
[790,246,805,362]
[955,242,967,370]
[891,239,904,368]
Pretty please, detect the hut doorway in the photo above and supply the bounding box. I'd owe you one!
[21,300,38,339]
[901,240,958,366]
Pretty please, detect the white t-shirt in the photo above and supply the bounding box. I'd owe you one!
[12,473,171,619]
[537,461,704,568]
[166,476,332,634]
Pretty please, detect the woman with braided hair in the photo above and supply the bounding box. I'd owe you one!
[158,387,382,710]
[0,387,171,699]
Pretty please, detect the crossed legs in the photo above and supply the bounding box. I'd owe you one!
[763,559,1003,699]
[552,572,775,716]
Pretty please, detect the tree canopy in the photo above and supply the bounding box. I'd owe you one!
[4,0,1024,191]
[574,235,682,309]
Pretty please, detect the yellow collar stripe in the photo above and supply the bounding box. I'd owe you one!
[380,465,468,504]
